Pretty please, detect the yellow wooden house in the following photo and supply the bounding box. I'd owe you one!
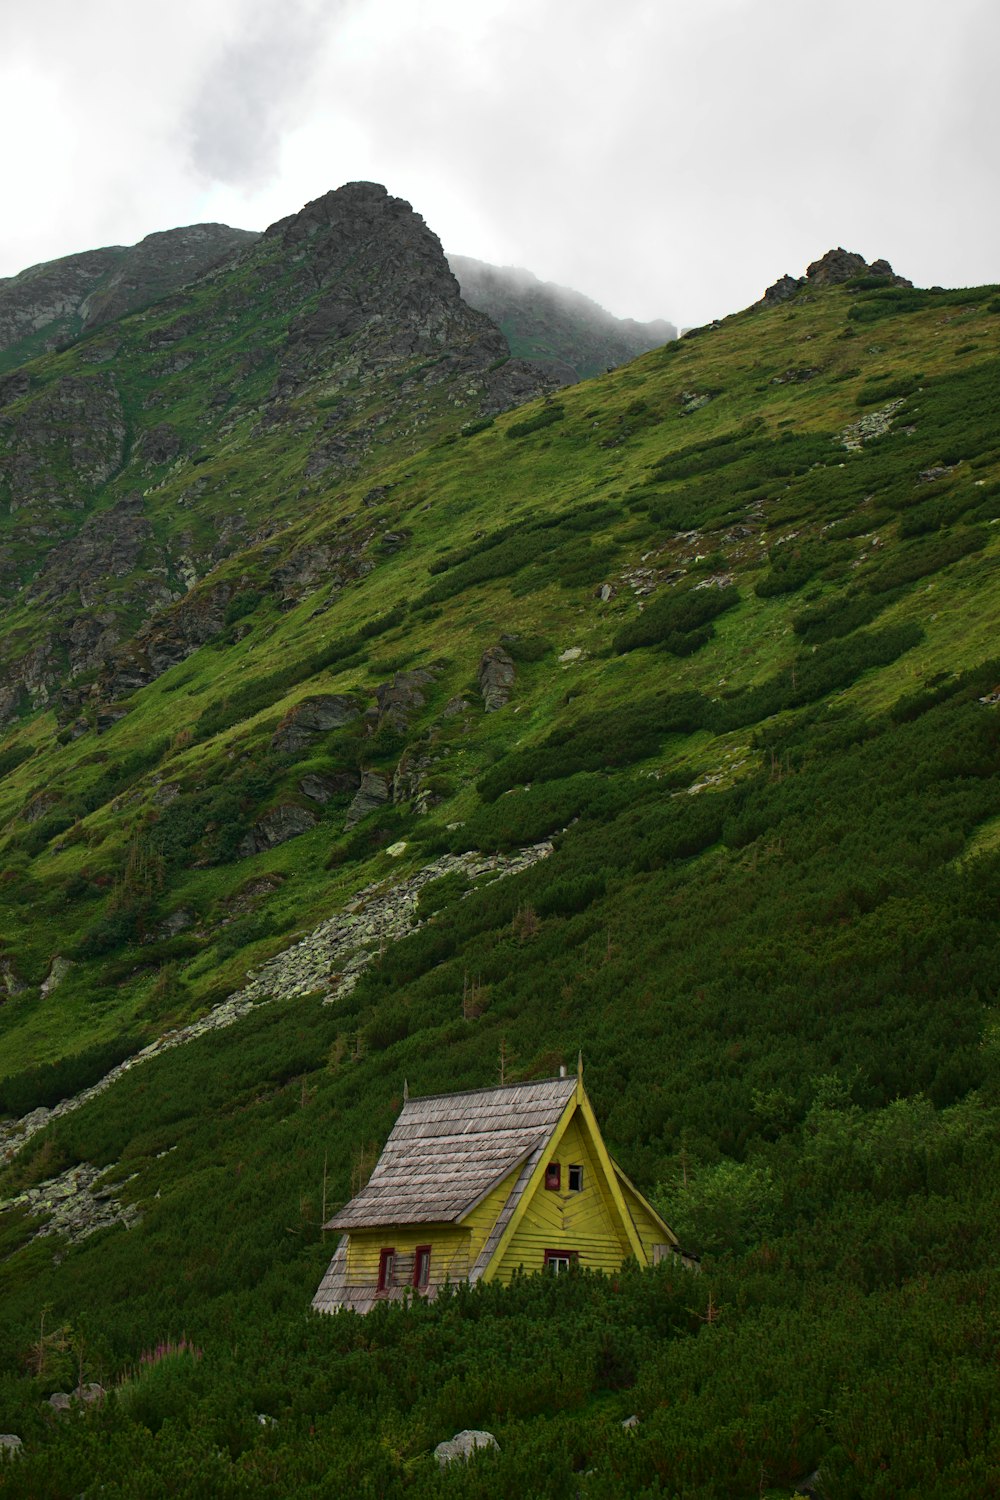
[312,1068,682,1314]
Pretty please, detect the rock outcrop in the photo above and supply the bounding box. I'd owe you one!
[345,771,391,827]
[760,249,912,306]
[258,184,554,412]
[478,646,516,711]
[271,695,360,753]
[238,804,318,857]
[434,1430,500,1467]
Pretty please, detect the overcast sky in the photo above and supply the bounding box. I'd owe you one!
[1,0,997,328]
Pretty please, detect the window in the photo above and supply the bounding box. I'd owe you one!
[544,1248,579,1274]
[568,1164,584,1192]
[413,1245,431,1289]
[544,1161,561,1191]
[377,1247,395,1292]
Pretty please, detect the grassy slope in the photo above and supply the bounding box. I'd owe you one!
[0,275,1000,1493]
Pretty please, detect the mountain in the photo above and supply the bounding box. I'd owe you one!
[0,224,260,373]
[0,182,552,725]
[0,197,999,1495]
[449,253,676,383]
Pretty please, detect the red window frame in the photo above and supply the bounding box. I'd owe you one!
[413,1244,431,1289]
[544,1161,561,1191]
[377,1247,396,1291]
[544,1248,579,1273]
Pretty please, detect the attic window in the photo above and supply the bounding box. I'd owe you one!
[377,1247,395,1292]
[544,1162,561,1191]
[413,1245,431,1290]
[568,1164,584,1192]
[544,1249,579,1274]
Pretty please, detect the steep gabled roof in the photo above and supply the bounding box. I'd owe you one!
[324,1076,577,1230]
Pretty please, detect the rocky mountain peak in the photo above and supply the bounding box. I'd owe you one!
[252,182,554,409]
[761,248,912,305]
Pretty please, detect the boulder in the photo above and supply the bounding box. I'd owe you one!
[0,1434,22,1456]
[271,694,360,753]
[157,907,195,939]
[40,956,75,998]
[0,958,26,999]
[299,770,360,803]
[433,1429,500,1467]
[239,804,317,857]
[374,669,437,731]
[762,273,804,306]
[345,772,391,828]
[478,646,516,712]
[805,247,869,285]
[47,1393,72,1414]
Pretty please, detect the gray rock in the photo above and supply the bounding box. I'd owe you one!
[40,956,75,998]
[918,466,954,483]
[135,422,182,467]
[374,669,437,732]
[478,646,516,712]
[47,1393,72,1413]
[622,1414,640,1431]
[77,1383,105,1405]
[0,840,556,1163]
[0,1434,22,1456]
[805,247,869,285]
[271,694,360,753]
[239,804,318,857]
[299,770,360,803]
[0,958,26,999]
[434,1429,499,1467]
[761,273,804,306]
[20,791,62,824]
[345,772,391,828]
[157,907,194,939]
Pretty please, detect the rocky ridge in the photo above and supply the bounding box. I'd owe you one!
[760,247,912,306]
[0,225,258,366]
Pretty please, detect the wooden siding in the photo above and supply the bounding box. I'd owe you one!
[463,1160,523,1263]
[493,1111,631,1279]
[618,1180,677,1263]
[346,1225,470,1292]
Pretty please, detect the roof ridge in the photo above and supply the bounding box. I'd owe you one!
[400,1075,574,1106]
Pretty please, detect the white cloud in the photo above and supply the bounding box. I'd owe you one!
[1,0,997,326]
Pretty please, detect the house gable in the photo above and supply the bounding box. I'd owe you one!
[480,1078,646,1281]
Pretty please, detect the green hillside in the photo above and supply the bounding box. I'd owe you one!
[1,199,1000,1495]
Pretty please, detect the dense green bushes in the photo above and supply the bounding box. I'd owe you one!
[613,584,738,655]
[0,1033,141,1116]
[505,403,565,439]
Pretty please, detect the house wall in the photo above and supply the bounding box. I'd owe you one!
[492,1112,632,1280]
[464,1161,523,1262]
[618,1180,678,1263]
[345,1225,471,1299]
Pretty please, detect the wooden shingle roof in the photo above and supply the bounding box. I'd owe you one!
[325,1076,578,1230]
